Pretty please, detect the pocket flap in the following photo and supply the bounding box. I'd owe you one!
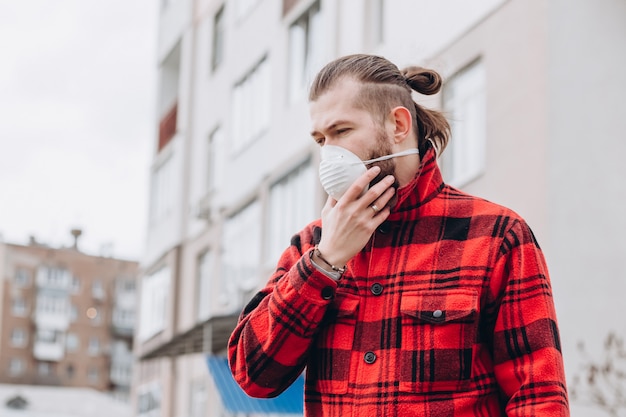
[333,292,360,317]
[401,289,477,323]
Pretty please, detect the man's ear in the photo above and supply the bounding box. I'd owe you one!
[389,106,412,144]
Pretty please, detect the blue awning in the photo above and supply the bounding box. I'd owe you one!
[206,356,304,415]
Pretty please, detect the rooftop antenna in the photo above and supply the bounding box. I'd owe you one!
[70,228,82,250]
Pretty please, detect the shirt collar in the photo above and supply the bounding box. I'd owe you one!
[391,141,445,215]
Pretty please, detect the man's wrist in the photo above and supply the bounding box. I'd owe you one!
[314,246,346,273]
[310,246,345,281]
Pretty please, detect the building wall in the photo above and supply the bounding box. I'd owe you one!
[407,1,626,414]
[545,0,626,401]
[425,0,550,238]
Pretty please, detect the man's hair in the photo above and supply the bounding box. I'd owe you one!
[309,54,450,153]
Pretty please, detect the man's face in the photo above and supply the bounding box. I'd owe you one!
[310,77,396,186]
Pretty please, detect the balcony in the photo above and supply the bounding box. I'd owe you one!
[33,303,70,331]
[111,307,135,337]
[33,333,64,361]
[158,102,177,152]
[36,266,70,290]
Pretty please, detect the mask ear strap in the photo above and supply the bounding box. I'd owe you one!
[361,148,420,165]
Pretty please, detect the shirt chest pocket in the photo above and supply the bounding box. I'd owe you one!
[399,289,478,393]
[308,292,360,394]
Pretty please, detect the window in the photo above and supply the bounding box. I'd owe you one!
[150,156,175,223]
[267,160,316,263]
[66,333,79,352]
[138,267,170,341]
[70,304,78,322]
[196,250,214,321]
[441,59,487,186]
[117,278,136,293]
[88,366,99,384]
[206,127,226,196]
[92,279,105,299]
[111,362,132,385]
[11,328,27,347]
[231,57,270,153]
[211,6,225,71]
[222,201,261,307]
[137,383,161,417]
[288,1,323,102]
[9,358,25,376]
[36,293,68,315]
[36,329,61,344]
[14,268,31,287]
[88,337,100,356]
[38,266,70,288]
[38,362,52,376]
[189,380,207,417]
[113,308,135,328]
[11,297,27,316]
[110,341,132,385]
[71,275,81,293]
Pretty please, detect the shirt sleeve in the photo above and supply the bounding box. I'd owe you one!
[490,218,570,416]
[227,230,338,398]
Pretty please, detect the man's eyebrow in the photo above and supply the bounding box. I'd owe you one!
[310,121,350,137]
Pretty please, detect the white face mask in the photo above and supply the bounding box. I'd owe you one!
[318,145,419,200]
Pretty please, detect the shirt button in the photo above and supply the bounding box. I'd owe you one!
[433,309,443,318]
[364,351,376,364]
[377,223,391,234]
[370,283,383,296]
[321,286,334,300]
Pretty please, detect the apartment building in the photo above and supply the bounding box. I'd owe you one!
[135,0,626,416]
[0,233,138,402]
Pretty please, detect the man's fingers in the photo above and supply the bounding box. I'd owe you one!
[366,175,395,204]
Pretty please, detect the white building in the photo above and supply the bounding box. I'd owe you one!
[134,0,626,416]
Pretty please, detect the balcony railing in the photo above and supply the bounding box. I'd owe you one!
[33,308,70,331]
[33,340,64,361]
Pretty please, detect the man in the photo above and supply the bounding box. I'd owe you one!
[228,54,569,416]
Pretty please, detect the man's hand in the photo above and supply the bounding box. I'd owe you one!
[316,166,396,268]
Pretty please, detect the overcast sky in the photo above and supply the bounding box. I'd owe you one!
[0,0,158,260]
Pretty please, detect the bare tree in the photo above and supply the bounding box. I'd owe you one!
[570,332,626,417]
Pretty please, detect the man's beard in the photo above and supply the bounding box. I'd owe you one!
[367,131,400,208]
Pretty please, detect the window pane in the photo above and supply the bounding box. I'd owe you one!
[288,2,323,103]
[267,161,315,263]
[222,201,261,308]
[441,59,486,186]
[196,250,214,321]
[231,58,270,152]
[211,6,225,71]
[150,156,174,223]
[138,267,170,341]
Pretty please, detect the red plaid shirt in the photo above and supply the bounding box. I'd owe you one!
[229,146,569,416]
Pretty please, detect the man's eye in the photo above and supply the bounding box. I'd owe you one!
[337,129,349,135]
[315,137,325,146]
